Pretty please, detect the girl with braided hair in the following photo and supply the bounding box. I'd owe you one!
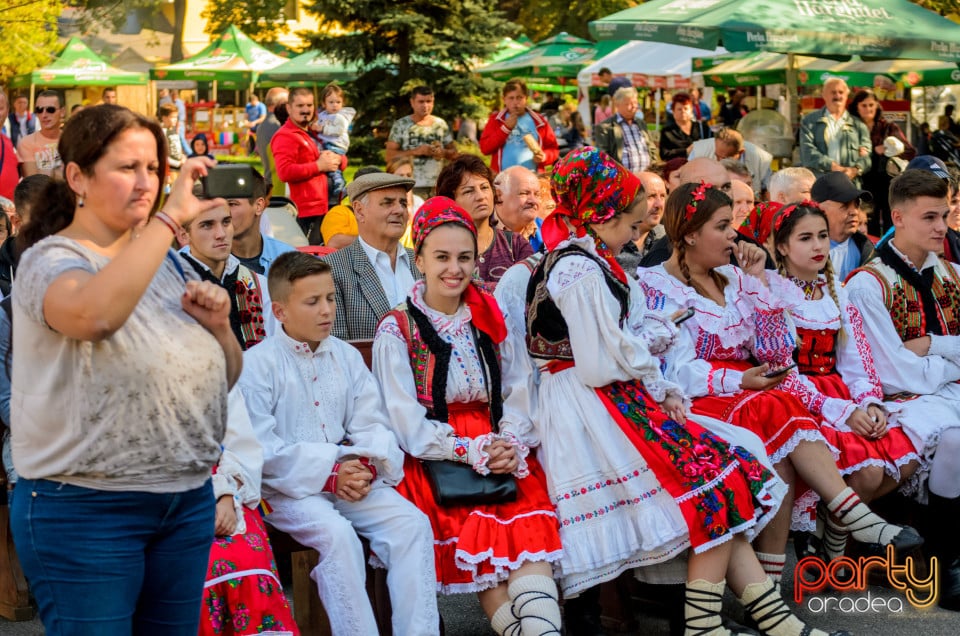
[528,148,846,636]
[637,183,922,613]
[771,202,921,562]
[372,197,563,635]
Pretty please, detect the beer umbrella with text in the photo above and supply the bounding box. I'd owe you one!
[477,32,626,82]
[590,0,960,63]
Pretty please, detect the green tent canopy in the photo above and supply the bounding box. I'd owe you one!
[591,0,960,62]
[486,36,534,64]
[696,50,960,88]
[258,50,362,87]
[695,51,859,87]
[150,25,287,85]
[835,58,960,87]
[478,32,627,81]
[10,37,148,88]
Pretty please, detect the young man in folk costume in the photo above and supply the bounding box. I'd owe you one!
[846,168,960,611]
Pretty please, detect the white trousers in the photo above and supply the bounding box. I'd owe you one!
[267,487,439,636]
[893,385,960,500]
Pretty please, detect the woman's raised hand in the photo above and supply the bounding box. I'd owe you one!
[163,156,227,227]
[736,242,768,280]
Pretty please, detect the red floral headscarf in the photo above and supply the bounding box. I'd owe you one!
[541,147,643,283]
[739,200,783,245]
[412,196,477,253]
[411,197,507,344]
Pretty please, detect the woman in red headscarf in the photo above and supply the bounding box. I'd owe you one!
[371,198,562,635]
[529,147,845,636]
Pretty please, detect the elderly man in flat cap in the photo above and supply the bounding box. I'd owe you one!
[323,171,422,340]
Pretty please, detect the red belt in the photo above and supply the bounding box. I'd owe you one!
[544,359,575,374]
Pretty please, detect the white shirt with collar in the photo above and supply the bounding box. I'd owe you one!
[845,239,960,396]
[238,329,405,500]
[358,236,415,307]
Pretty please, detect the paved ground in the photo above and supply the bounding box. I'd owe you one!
[1,548,956,635]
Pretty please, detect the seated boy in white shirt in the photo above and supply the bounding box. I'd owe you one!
[239,251,439,634]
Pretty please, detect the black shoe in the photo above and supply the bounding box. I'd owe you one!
[939,557,960,612]
[721,615,762,635]
[793,530,824,562]
[856,524,924,554]
[563,587,607,636]
[563,610,607,636]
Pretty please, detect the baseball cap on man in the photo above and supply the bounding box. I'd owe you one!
[905,155,950,180]
[810,172,873,204]
[345,172,415,202]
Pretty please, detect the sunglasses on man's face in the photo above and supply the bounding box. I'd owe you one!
[34,106,58,114]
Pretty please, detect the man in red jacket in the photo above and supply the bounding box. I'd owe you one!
[479,78,558,174]
[270,87,346,245]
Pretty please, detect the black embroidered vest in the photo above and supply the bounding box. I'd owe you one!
[525,245,629,361]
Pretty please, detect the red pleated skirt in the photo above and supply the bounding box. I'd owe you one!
[199,508,298,636]
[690,360,824,464]
[396,402,563,594]
[806,373,920,477]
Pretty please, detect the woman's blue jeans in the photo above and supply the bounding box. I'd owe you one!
[10,478,215,636]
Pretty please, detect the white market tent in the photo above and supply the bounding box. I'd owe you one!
[577,41,725,133]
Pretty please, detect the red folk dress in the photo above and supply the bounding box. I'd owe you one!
[781,276,920,481]
[200,508,298,636]
[638,264,830,531]
[372,283,563,594]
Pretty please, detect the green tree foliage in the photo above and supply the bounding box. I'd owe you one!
[302,0,517,163]
[0,0,62,84]
[202,0,289,45]
[504,0,635,41]
[912,0,960,16]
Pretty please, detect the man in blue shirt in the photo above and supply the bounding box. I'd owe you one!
[811,172,876,280]
[228,168,295,275]
[244,93,268,155]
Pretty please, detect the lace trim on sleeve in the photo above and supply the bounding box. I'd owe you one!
[498,431,531,478]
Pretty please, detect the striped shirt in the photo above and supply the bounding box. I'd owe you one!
[617,115,651,173]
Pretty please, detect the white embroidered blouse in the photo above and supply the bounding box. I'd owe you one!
[373,281,536,475]
[239,329,405,500]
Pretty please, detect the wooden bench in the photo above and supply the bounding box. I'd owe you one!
[0,481,33,622]
[266,526,393,636]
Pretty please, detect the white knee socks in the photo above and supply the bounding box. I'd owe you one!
[491,601,521,636]
[684,579,730,636]
[826,486,903,547]
[823,516,849,561]
[755,552,786,585]
[739,578,832,636]
[507,575,562,636]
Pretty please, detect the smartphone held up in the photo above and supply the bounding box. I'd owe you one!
[201,164,256,199]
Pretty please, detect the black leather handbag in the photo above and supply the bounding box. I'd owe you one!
[421,324,517,507]
[422,459,517,506]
